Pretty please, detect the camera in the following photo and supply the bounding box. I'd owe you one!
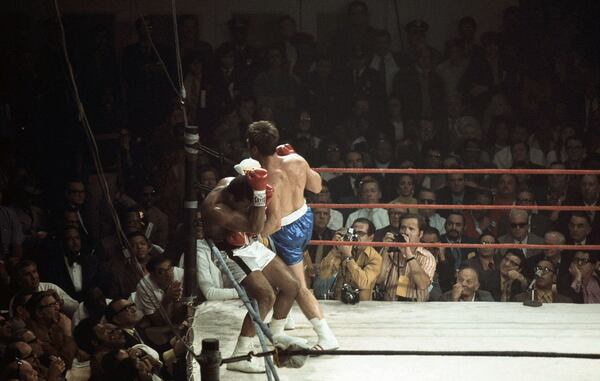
[340,283,360,304]
[388,232,406,253]
[341,228,359,242]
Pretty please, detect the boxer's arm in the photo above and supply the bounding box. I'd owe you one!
[305,161,322,194]
[212,203,266,234]
[262,186,282,235]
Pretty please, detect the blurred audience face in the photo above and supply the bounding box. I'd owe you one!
[36,294,60,324]
[444,213,464,240]
[348,2,369,27]
[152,259,175,289]
[573,251,595,280]
[325,143,341,165]
[568,215,592,242]
[198,169,218,188]
[534,259,555,289]
[64,210,79,229]
[479,234,497,258]
[425,148,442,168]
[314,183,332,203]
[141,185,158,208]
[110,299,140,327]
[400,217,422,243]
[511,142,529,164]
[267,48,283,69]
[421,230,442,260]
[516,190,536,206]
[500,252,522,276]
[472,193,491,220]
[543,231,564,259]
[581,175,599,203]
[129,235,150,262]
[351,221,373,254]
[66,181,85,207]
[497,174,517,197]
[457,268,480,299]
[548,163,568,190]
[313,208,331,231]
[419,119,435,141]
[18,264,40,291]
[388,97,402,118]
[279,17,296,40]
[387,208,407,228]
[397,175,414,198]
[416,46,433,70]
[566,137,585,162]
[447,174,466,195]
[447,94,463,118]
[360,181,381,203]
[125,211,143,233]
[64,228,81,254]
[418,190,436,217]
[508,211,529,241]
[345,151,364,169]
[94,323,127,348]
[374,140,393,163]
[181,17,198,41]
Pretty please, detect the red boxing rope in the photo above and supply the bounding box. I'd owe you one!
[309,203,600,211]
[308,240,600,251]
[314,167,600,175]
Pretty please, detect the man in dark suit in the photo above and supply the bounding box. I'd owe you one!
[393,45,445,121]
[524,231,571,297]
[435,173,478,218]
[498,209,545,258]
[41,227,113,301]
[105,298,144,347]
[440,211,477,270]
[329,150,365,206]
[439,267,495,301]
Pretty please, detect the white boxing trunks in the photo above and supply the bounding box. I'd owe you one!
[224,240,276,283]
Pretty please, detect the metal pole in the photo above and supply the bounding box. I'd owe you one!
[183,125,199,301]
[199,338,221,381]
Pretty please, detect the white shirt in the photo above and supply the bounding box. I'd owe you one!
[369,53,400,96]
[493,145,546,169]
[136,267,184,316]
[64,256,83,293]
[345,208,390,230]
[423,213,446,235]
[179,240,238,301]
[327,209,344,231]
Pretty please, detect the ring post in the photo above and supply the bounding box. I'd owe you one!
[199,338,221,381]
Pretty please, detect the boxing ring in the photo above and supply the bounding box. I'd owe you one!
[186,167,600,381]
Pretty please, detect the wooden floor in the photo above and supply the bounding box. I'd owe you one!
[188,300,600,381]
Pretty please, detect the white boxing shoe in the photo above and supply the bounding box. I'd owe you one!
[226,336,266,373]
[284,315,296,330]
[310,318,339,351]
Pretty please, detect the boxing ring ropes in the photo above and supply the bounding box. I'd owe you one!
[189,167,600,381]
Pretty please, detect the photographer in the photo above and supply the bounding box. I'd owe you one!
[319,218,382,302]
[377,213,436,302]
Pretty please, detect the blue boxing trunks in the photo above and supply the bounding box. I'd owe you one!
[270,201,313,266]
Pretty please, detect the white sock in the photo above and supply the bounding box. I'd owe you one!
[235,336,254,352]
[270,318,287,336]
[310,318,334,339]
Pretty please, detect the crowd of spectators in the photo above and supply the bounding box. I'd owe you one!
[1,1,600,379]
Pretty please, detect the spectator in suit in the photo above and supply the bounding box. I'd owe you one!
[374,206,407,242]
[41,227,113,301]
[568,250,600,304]
[489,173,518,224]
[401,20,443,65]
[566,212,595,246]
[346,177,389,230]
[435,173,478,217]
[441,211,477,270]
[329,150,364,205]
[138,183,169,249]
[436,38,469,97]
[498,249,528,301]
[440,267,494,301]
[393,45,445,121]
[464,190,498,240]
[498,188,550,237]
[524,231,570,295]
[467,233,502,300]
[513,259,573,303]
[105,299,144,346]
[417,188,446,235]
[368,29,403,98]
[457,16,483,59]
[498,209,544,258]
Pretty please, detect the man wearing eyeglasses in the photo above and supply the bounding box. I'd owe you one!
[498,209,544,258]
[513,259,572,303]
[106,299,144,346]
[568,250,600,304]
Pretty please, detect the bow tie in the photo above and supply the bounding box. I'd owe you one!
[67,254,81,267]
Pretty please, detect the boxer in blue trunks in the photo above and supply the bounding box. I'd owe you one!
[247,120,339,351]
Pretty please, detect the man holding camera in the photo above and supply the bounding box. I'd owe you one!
[378,213,436,301]
[319,218,382,302]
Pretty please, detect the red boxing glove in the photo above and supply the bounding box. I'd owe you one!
[276,143,295,156]
[266,184,274,206]
[226,232,247,247]
[246,168,268,206]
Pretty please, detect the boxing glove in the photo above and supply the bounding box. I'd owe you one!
[226,231,247,247]
[276,143,295,156]
[246,168,268,206]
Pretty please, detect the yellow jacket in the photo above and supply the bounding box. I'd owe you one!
[319,246,382,301]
